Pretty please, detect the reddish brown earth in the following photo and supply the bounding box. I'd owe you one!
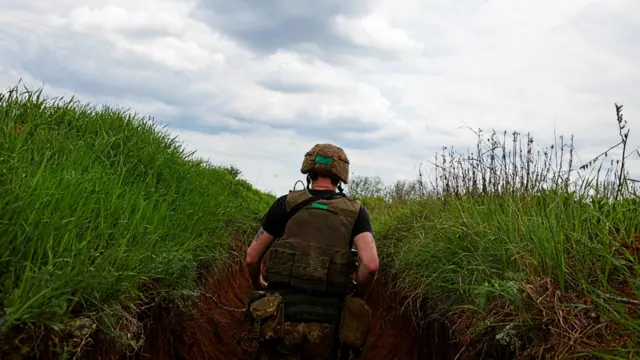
[128,246,463,360]
[14,236,638,359]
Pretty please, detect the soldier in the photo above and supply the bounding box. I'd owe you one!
[245,143,379,359]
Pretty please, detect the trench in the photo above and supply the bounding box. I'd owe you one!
[127,245,464,360]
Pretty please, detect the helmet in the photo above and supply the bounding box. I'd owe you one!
[300,143,350,184]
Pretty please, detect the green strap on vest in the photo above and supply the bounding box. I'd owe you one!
[284,191,345,223]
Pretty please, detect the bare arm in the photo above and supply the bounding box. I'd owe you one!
[352,231,379,298]
[246,227,276,289]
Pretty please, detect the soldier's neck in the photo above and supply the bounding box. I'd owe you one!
[311,180,336,191]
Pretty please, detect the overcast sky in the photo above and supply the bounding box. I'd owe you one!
[2,0,639,195]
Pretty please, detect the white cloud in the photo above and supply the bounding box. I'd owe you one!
[333,13,424,55]
[1,0,639,196]
[67,5,187,35]
[258,51,351,93]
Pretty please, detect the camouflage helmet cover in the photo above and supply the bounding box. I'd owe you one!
[300,143,350,184]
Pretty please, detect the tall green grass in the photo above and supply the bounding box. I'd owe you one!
[3,81,638,358]
[350,105,640,358]
[0,85,273,346]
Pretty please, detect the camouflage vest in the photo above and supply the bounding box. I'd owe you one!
[264,189,361,296]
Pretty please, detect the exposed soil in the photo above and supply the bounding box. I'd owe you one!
[128,245,464,360]
[7,239,636,359]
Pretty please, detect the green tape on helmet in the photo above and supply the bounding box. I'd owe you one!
[314,154,333,165]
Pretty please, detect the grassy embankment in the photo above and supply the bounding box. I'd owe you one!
[350,107,640,359]
[2,83,639,359]
[0,84,274,358]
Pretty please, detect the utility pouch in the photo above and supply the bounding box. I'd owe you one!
[248,292,285,341]
[339,297,372,349]
[245,290,266,322]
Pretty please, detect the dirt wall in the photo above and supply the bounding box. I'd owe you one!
[131,247,463,360]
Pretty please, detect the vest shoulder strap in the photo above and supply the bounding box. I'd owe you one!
[284,191,345,223]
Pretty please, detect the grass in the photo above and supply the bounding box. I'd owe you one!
[349,105,640,358]
[0,84,274,357]
[2,82,640,359]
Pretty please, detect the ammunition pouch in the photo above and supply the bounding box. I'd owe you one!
[339,296,372,350]
[246,291,285,341]
[265,246,356,296]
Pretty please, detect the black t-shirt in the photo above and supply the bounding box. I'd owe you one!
[261,189,373,242]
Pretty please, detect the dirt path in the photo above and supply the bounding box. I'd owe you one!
[130,246,463,360]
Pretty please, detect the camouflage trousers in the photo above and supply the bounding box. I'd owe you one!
[254,322,340,360]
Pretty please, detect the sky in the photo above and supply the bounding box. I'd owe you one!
[1,0,639,195]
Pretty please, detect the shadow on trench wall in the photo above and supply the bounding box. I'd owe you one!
[131,246,464,360]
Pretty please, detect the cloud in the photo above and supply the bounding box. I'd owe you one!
[333,12,424,55]
[1,0,639,196]
[191,0,375,54]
